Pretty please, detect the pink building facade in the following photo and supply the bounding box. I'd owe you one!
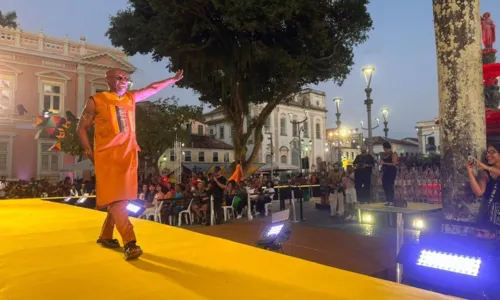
[0,25,135,180]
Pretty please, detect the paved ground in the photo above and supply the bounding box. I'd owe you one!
[188,200,441,281]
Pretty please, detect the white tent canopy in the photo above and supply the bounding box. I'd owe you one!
[60,159,94,172]
[257,163,299,173]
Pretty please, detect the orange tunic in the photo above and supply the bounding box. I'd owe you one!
[92,91,140,207]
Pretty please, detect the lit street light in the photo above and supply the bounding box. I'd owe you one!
[361,66,378,154]
[333,97,343,166]
[381,108,390,138]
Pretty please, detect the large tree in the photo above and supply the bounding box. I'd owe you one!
[0,10,17,28]
[58,97,202,172]
[107,0,372,170]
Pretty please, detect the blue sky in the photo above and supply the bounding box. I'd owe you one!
[5,0,500,138]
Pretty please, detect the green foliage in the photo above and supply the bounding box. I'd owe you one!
[135,97,202,161]
[58,97,202,161]
[107,0,372,167]
[0,11,17,28]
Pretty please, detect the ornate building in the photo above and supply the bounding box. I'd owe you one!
[0,25,135,180]
[203,88,328,172]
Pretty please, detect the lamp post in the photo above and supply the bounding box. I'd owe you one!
[416,126,435,156]
[381,108,390,138]
[361,67,379,154]
[289,111,308,175]
[265,124,274,181]
[333,97,343,166]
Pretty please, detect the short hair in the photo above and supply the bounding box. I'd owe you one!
[382,141,392,149]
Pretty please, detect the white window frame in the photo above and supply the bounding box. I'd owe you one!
[0,73,16,111]
[219,126,225,139]
[184,150,192,162]
[0,133,15,178]
[39,80,65,115]
[213,152,219,162]
[37,139,63,178]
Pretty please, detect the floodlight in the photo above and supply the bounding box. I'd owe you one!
[361,213,373,223]
[74,195,96,209]
[126,200,146,217]
[256,221,292,252]
[413,218,425,230]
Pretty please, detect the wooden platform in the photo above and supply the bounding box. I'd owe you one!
[0,199,457,300]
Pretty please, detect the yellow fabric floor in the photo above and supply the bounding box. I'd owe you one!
[0,199,456,300]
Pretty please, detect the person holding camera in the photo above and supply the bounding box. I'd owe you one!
[467,145,500,230]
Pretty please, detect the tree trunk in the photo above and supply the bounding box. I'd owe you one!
[432,0,486,228]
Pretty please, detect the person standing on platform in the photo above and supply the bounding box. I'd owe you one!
[380,142,398,207]
[328,163,345,218]
[77,68,183,260]
[353,146,375,204]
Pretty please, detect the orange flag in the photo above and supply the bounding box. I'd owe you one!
[227,164,243,183]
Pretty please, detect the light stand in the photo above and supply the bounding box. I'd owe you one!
[416,126,435,156]
[265,125,274,182]
[361,67,379,153]
[381,108,390,138]
[288,111,308,176]
[334,97,342,167]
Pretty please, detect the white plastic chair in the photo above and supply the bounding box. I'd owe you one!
[178,198,194,226]
[222,196,235,221]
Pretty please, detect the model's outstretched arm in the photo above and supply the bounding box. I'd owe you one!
[132,70,184,102]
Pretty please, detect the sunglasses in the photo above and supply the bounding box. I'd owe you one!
[487,150,498,155]
[116,75,129,82]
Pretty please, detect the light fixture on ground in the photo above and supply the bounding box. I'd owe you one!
[381,108,390,138]
[412,218,425,230]
[75,195,96,209]
[126,200,146,217]
[361,67,379,153]
[256,209,292,253]
[396,231,500,299]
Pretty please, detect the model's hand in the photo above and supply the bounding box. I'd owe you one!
[173,70,184,82]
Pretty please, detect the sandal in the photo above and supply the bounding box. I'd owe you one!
[96,238,121,249]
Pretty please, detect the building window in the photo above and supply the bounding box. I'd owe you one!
[0,75,14,110]
[280,155,287,164]
[292,123,298,137]
[303,121,309,138]
[213,152,219,162]
[230,125,234,137]
[315,122,321,139]
[186,123,192,134]
[0,141,7,174]
[40,142,60,173]
[169,150,175,161]
[184,151,192,162]
[199,151,205,162]
[265,117,271,128]
[266,155,272,164]
[428,136,436,146]
[209,127,214,136]
[219,126,225,139]
[224,152,230,162]
[280,116,287,136]
[42,83,62,114]
[197,125,204,135]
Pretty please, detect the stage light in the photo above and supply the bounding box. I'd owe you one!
[126,200,145,217]
[396,231,500,299]
[417,250,481,277]
[362,213,373,223]
[256,221,291,252]
[413,218,425,229]
[74,195,96,209]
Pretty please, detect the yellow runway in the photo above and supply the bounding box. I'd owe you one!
[0,200,456,300]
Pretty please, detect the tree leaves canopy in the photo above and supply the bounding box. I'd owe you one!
[107,0,372,167]
[0,11,18,28]
[107,0,372,108]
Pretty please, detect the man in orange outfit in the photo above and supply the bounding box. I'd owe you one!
[77,68,183,260]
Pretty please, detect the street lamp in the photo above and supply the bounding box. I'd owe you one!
[381,108,390,138]
[289,111,308,175]
[333,97,342,166]
[416,126,435,156]
[264,124,274,180]
[361,66,378,153]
